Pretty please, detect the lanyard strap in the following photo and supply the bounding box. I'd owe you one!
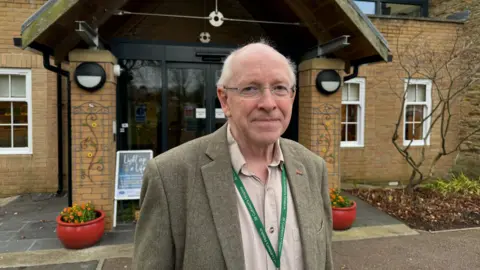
[232,165,288,269]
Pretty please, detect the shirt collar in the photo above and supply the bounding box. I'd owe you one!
[227,122,284,174]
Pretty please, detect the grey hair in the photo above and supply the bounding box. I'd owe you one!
[216,39,297,88]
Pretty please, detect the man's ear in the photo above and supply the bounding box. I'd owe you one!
[217,87,231,117]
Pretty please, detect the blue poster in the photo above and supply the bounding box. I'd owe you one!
[135,104,146,123]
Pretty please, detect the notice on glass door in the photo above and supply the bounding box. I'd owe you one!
[196,108,206,119]
[215,108,225,119]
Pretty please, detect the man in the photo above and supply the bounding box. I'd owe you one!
[132,41,333,270]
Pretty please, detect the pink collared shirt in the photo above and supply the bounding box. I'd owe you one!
[227,124,304,270]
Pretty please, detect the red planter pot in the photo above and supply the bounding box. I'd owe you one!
[332,201,357,230]
[56,210,105,249]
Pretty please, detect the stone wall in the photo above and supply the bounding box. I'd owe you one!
[429,0,480,178]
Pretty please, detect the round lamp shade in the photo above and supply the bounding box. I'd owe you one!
[315,69,341,95]
[74,62,107,92]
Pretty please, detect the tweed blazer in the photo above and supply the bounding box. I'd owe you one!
[132,123,333,270]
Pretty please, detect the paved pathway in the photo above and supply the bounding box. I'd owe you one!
[0,192,417,254]
[0,194,134,253]
[1,229,479,269]
[333,229,480,270]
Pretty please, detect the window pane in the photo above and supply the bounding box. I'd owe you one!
[354,1,376,15]
[416,84,426,102]
[413,122,423,140]
[11,75,26,98]
[413,105,424,122]
[347,105,358,122]
[0,75,9,97]
[0,126,11,147]
[341,84,348,101]
[341,124,346,141]
[341,105,346,122]
[0,102,11,124]
[347,124,357,141]
[348,83,360,101]
[405,123,414,140]
[13,102,27,124]
[406,105,414,122]
[13,126,27,147]
[382,3,422,17]
[407,84,416,101]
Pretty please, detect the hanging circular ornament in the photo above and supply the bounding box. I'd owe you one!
[199,32,211,43]
[209,11,224,27]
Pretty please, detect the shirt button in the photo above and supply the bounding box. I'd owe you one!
[269,227,275,234]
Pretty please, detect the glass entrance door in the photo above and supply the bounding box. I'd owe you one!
[117,61,224,156]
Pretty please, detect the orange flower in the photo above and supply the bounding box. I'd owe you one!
[69,215,74,220]
[77,211,82,216]
[87,208,91,211]
[81,204,86,209]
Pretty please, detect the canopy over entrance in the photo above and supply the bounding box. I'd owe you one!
[17,0,390,67]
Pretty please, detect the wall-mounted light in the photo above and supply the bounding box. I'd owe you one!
[74,62,106,92]
[315,69,342,95]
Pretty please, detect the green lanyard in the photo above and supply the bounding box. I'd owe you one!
[232,165,287,269]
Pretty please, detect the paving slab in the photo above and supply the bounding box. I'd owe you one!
[101,258,132,270]
[1,261,98,270]
[0,239,35,253]
[28,238,65,251]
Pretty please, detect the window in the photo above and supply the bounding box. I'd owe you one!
[381,3,422,17]
[353,0,428,17]
[341,78,365,147]
[354,1,376,14]
[403,79,432,146]
[0,69,32,154]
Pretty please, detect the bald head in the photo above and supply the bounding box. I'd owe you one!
[216,41,296,88]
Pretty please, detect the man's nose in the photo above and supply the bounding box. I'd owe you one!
[257,90,277,111]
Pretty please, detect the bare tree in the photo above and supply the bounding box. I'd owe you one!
[389,26,480,191]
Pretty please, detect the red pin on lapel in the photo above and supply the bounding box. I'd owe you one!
[296,169,303,175]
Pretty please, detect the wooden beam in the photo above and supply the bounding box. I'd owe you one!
[283,0,334,43]
[334,0,390,62]
[21,0,80,49]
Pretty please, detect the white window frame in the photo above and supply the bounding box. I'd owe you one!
[0,68,32,155]
[403,78,432,147]
[341,77,365,148]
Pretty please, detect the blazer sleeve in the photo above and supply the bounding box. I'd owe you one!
[321,159,334,270]
[132,159,174,270]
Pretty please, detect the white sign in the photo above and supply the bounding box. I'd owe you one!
[113,150,153,227]
[215,108,225,119]
[196,108,206,119]
[121,123,129,128]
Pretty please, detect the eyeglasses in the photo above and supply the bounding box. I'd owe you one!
[223,84,296,99]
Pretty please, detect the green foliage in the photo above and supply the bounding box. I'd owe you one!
[423,173,480,196]
[329,188,354,208]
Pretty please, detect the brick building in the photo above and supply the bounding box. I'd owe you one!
[0,0,478,229]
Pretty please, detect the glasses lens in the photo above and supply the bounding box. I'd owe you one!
[239,86,260,97]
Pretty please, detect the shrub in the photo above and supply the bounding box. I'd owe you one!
[423,173,480,196]
[60,202,97,224]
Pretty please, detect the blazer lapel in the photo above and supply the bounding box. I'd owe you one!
[201,124,245,270]
[281,140,320,269]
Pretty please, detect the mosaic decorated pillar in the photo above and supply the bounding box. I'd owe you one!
[69,49,117,230]
[298,58,345,189]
